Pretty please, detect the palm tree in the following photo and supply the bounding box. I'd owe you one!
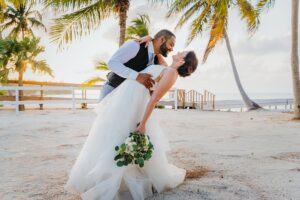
[43,0,130,48]
[0,0,46,39]
[162,0,261,110]
[0,0,7,39]
[257,0,299,119]
[81,61,109,87]
[291,0,300,119]
[125,14,150,41]
[0,37,53,110]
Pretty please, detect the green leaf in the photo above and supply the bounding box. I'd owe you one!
[116,161,123,167]
[114,154,122,161]
[120,143,126,151]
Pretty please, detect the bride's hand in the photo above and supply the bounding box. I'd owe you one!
[171,52,185,68]
[135,35,152,47]
[136,123,146,134]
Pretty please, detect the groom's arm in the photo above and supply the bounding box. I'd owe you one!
[107,40,140,80]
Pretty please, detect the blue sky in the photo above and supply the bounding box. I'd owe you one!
[11,0,295,97]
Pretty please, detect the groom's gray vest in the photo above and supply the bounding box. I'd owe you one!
[107,43,158,88]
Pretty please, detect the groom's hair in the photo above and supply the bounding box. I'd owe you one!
[154,29,175,40]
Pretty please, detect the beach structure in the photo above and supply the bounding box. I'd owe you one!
[0,80,216,113]
[0,80,293,113]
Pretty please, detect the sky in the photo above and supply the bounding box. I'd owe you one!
[10,0,296,98]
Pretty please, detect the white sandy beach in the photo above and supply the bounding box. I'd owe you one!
[0,109,299,200]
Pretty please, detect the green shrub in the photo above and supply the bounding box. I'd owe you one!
[156,104,165,109]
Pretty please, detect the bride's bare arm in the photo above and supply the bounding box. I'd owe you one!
[136,69,178,133]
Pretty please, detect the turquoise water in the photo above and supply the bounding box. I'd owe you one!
[214,93,293,101]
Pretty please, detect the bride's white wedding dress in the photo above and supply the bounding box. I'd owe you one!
[64,64,186,200]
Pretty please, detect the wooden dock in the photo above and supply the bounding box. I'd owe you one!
[159,89,216,110]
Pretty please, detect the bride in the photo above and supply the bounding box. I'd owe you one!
[64,51,198,200]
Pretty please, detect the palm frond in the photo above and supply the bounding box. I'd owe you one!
[126,14,150,40]
[167,0,199,16]
[30,59,54,77]
[174,0,206,30]
[236,0,259,33]
[185,1,212,45]
[0,0,6,9]
[81,76,106,87]
[95,60,109,70]
[28,17,47,32]
[8,24,21,38]
[0,20,17,32]
[256,0,275,11]
[43,0,99,12]
[0,67,9,83]
[202,1,229,62]
[49,1,113,49]
[26,10,43,21]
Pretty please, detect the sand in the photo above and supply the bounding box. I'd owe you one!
[0,109,299,200]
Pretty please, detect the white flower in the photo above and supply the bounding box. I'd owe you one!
[125,137,132,145]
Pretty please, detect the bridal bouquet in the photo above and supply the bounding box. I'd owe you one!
[114,132,154,168]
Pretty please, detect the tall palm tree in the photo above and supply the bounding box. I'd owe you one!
[81,61,109,87]
[43,0,130,48]
[0,0,46,39]
[162,0,261,110]
[291,0,300,119]
[125,14,150,41]
[0,37,53,110]
[257,0,299,119]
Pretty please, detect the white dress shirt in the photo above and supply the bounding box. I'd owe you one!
[107,40,155,80]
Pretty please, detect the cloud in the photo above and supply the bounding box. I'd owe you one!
[233,35,291,56]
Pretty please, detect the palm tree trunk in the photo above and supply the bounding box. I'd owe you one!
[118,2,129,46]
[224,30,261,110]
[291,0,300,119]
[18,64,25,111]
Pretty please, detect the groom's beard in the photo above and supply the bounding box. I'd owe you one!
[159,42,169,57]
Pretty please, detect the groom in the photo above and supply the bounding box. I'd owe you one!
[99,29,176,101]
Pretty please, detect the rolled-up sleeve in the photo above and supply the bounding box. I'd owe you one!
[107,40,140,80]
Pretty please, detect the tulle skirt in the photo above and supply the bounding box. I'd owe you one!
[64,79,186,200]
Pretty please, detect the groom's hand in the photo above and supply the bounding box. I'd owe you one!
[136,73,155,89]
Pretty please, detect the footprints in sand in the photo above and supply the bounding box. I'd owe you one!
[168,148,212,180]
[185,166,211,179]
[271,152,300,163]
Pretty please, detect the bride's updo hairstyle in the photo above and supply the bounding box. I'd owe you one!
[177,51,198,77]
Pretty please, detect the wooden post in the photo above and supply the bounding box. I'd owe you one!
[15,89,19,115]
[203,90,207,105]
[212,95,215,110]
[174,88,178,110]
[39,85,43,110]
[72,87,75,111]
[81,89,87,109]
[201,95,204,110]
[183,90,186,108]
[192,90,195,108]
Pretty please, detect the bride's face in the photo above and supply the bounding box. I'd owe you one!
[172,51,188,61]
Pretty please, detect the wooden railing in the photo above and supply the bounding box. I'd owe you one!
[164,89,215,110]
[0,86,101,114]
[0,83,215,113]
